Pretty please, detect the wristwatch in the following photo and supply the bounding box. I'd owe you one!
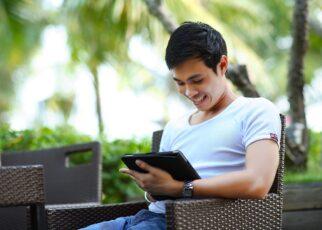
[182,181,194,198]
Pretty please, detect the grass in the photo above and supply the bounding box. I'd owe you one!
[285,130,322,184]
[285,167,322,184]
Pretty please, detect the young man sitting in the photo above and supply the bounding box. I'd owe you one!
[82,21,281,230]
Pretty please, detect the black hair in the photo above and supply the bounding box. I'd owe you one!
[165,21,227,72]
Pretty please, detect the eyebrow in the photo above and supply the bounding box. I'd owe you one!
[172,74,202,82]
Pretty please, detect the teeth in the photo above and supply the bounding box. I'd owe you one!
[194,95,204,103]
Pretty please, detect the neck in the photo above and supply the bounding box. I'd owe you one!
[203,85,237,117]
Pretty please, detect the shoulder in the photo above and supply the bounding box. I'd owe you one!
[239,97,281,148]
[165,112,190,129]
[244,97,277,109]
[241,97,279,116]
[238,97,280,129]
[159,112,190,151]
[162,112,190,134]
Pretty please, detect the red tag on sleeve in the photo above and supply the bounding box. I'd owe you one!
[270,133,278,142]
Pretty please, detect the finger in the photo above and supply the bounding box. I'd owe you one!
[119,168,145,182]
[127,174,137,181]
[121,171,146,189]
[135,160,159,174]
[119,168,138,179]
[119,169,143,187]
[119,168,130,174]
[136,160,170,177]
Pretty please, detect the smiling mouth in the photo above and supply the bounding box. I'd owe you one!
[192,95,207,105]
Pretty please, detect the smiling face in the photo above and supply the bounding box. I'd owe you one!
[172,56,229,113]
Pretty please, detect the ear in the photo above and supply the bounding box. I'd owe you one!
[216,55,228,77]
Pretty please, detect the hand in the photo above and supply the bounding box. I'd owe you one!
[119,160,183,197]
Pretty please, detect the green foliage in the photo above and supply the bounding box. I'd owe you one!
[63,0,165,70]
[285,130,322,184]
[0,0,48,120]
[2,124,322,200]
[100,138,150,203]
[0,124,91,151]
[0,124,150,203]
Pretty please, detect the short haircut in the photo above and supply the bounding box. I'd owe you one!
[165,21,227,72]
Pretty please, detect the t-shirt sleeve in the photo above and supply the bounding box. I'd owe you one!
[242,98,281,149]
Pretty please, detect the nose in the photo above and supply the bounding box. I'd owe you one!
[185,87,198,98]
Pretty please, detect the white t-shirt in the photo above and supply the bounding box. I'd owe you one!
[149,96,281,213]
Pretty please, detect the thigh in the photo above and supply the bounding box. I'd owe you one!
[80,215,133,230]
[127,210,166,230]
[127,217,166,230]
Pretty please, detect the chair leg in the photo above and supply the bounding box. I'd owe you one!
[30,204,46,230]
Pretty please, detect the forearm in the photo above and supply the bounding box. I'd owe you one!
[193,169,269,199]
[192,141,279,199]
[151,169,268,199]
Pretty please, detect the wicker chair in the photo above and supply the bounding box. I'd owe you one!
[46,114,285,230]
[1,142,101,229]
[0,165,45,230]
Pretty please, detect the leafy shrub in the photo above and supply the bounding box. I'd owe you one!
[307,129,322,170]
[0,124,92,151]
[0,124,150,203]
[3,123,321,200]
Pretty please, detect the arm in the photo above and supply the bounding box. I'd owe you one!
[193,139,279,199]
[120,139,279,199]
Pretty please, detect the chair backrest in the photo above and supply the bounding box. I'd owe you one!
[1,142,101,205]
[151,114,286,195]
[270,114,285,194]
[0,165,46,229]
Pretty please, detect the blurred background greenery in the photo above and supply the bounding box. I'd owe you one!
[0,123,150,203]
[0,0,321,203]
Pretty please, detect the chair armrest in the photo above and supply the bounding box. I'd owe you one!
[46,194,282,230]
[46,201,148,230]
[0,165,45,206]
[165,193,282,230]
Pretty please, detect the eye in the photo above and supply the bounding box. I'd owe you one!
[175,81,184,86]
[192,79,203,84]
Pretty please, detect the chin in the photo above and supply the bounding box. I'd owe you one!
[196,105,208,111]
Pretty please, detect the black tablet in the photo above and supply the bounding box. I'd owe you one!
[121,150,200,182]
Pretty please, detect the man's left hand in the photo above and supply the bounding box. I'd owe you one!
[119,160,183,197]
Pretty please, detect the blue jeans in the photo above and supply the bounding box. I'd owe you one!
[80,209,166,230]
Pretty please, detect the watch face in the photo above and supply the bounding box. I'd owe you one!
[183,181,193,198]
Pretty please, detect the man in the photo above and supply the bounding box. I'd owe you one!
[82,21,281,230]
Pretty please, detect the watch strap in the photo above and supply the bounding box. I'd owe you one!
[182,180,194,198]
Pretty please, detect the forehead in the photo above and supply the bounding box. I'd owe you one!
[171,58,211,80]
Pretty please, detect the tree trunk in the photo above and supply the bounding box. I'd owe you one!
[143,0,177,33]
[90,66,104,138]
[286,0,309,168]
[226,65,260,97]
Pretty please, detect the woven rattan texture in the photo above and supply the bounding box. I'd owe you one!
[0,165,44,206]
[152,130,163,152]
[2,142,101,229]
[269,114,286,194]
[2,141,101,204]
[165,195,282,229]
[46,201,148,230]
